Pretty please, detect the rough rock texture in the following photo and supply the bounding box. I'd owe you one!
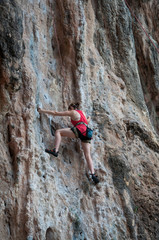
[0,0,159,239]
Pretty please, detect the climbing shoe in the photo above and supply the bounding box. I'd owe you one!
[45,148,58,157]
[91,174,99,184]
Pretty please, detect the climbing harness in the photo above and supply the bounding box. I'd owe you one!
[75,122,93,139]
[124,0,159,54]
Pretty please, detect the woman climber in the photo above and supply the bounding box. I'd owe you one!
[38,103,99,184]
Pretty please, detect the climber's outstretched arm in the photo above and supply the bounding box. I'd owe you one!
[38,108,74,117]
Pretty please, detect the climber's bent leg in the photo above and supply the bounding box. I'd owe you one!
[54,128,76,152]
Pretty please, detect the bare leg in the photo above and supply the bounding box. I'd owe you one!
[54,128,76,152]
[81,142,94,174]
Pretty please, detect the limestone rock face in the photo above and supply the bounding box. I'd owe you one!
[0,0,159,239]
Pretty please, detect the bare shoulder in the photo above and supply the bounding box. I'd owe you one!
[71,110,81,121]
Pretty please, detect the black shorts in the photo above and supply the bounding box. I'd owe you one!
[71,127,91,143]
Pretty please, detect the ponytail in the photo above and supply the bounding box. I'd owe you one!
[68,102,80,110]
[74,102,79,109]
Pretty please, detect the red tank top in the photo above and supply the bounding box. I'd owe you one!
[71,110,88,136]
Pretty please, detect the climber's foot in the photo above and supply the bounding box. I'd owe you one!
[91,173,99,184]
[45,148,58,157]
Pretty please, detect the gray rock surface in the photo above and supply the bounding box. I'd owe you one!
[0,0,159,239]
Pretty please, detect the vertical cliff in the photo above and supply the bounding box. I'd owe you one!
[0,0,159,239]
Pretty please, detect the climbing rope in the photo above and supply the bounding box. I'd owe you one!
[49,0,69,107]
[49,1,63,64]
[124,0,159,54]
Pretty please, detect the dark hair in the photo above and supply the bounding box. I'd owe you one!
[68,102,80,110]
